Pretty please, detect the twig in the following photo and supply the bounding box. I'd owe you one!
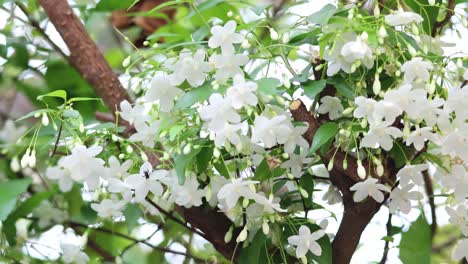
[379,212,392,264]
[87,239,115,262]
[50,123,62,158]
[69,221,206,262]
[423,171,437,239]
[431,0,456,37]
[144,197,207,239]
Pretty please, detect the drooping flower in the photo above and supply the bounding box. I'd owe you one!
[168,49,212,87]
[251,115,292,148]
[439,164,468,202]
[212,122,246,148]
[383,84,427,118]
[287,225,325,258]
[361,123,403,151]
[208,20,244,54]
[452,239,468,261]
[91,199,126,218]
[445,86,468,118]
[169,176,205,208]
[446,205,468,236]
[439,129,468,161]
[388,184,421,214]
[144,75,183,111]
[405,127,437,151]
[340,34,374,69]
[209,52,249,82]
[124,162,168,202]
[61,243,89,264]
[46,165,74,192]
[119,100,149,125]
[129,120,161,148]
[401,57,433,84]
[317,96,344,120]
[0,119,27,145]
[198,93,240,131]
[384,11,423,26]
[396,164,428,186]
[226,75,258,109]
[350,178,390,203]
[281,153,312,178]
[103,156,133,179]
[217,178,258,210]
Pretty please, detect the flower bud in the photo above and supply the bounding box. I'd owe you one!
[373,76,381,95]
[183,144,191,155]
[342,107,354,115]
[269,28,279,40]
[21,148,30,168]
[227,11,233,17]
[236,227,248,242]
[10,156,20,172]
[224,227,233,243]
[282,32,290,44]
[426,80,436,95]
[141,152,148,162]
[408,45,417,57]
[241,39,250,49]
[299,187,309,198]
[118,153,125,159]
[41,113,49,126]
[28,150,36,168]
[376,164,384,177]
[205,185,212,201]
[262,221,270,235]
[327,159,334,171]
[343,159,348,170]
[242,197,250,208]
[357,160,366,179]
[428,0,435,5]
[122,56,131,68]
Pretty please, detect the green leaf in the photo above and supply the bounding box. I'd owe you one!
[196,145,214,172]
[95,0,135,11]
[307,4,337,25]
[37,90,67,102]
[327,77,354,99]
[213,159,230,178]
[123,204,143,231]
[3,192,51,244]
[310,122,338,154]
[0,178,32,221]
[253,159,270,181]
[239,231,268,264]
[257,78,281,95]
[302,80,326,100]
[68,97,101,103]
[174,140,205,184]
[404,0,439,34]
[175,84,212,109]
[400,213,432,264]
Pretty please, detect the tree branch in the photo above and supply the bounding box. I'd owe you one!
[423,171,437,238]
[379,212,392,264]
[431,0,455,37]
[290,99,396,264]
[37,0,238,260]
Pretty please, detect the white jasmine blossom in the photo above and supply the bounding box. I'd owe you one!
[208,20,244,53]
[350,178,390,203]
[401,57,433,84]
[124,162,168,202]
[388,184,421,214]
[129,120,161,148]
[168,49,212,87]
[287,225,325,258]
[226,75,258,109]
[396,164,428,186]
[91,199,126,218]
[317,96,344,120]
[385,11,423,26]
[209,52,249,82]
[144,75,183,111]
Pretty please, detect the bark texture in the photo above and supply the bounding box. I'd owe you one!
[38,0,131,114]
[38,0,239,260]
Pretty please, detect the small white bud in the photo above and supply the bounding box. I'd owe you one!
[10,156,20,172]
[282,32,290,44]
[183,144,191,155]
[269,28,279,40]
[241,39,250,49]
[224,227,233,243]
[373,76,381,95]
[428,0,435,5]
[41,113,49,126]
[118,153,125,159]
[376,164,384,177]
[262,221,270,235]
[379,26,387,38]
[236,227,248,242]
[205,185,212,201]
[343,159,348,170]
[408,45,417,57]
[426,80,436,95]
[360,32,368,41]
[227,11,233,17]
[299,187,309,198]
[126,145,133,154]
[357,160,366,179]
[327,159,334,171]
[242,197,250,208]
[28,150,36,168]
[21,148,30,168]
[141,152,148,162]
[122,56,131,68]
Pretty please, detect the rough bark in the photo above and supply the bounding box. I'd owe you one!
[290,100,396,264]
[38,0,238,260]
[38,0,131,114]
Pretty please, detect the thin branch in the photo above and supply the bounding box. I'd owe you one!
[14,1,70,63]
[423,171,437,239]
[68,221,206,262]
[144,197,207,239]
[431,0,455,37]
[379,212,392,264]
[49,123,62,158]
[87,239,115,262]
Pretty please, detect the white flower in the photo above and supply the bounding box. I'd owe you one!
[198,93,240,131]
[169,176,205,208]
[361,123,402,151]
[282,123,310,154]
[91,199,126,218]
[323,185,342,205]
[384,11,423,26]
[439,128,468,161]
[209,52,249,82]
[354,96,377,120]
[445,86,468,118]
[350,178,390,203]
[405,127,437,151]
[372,100,402,126]
[217,178,258,210]
[287,225,325,258]
[119,100,149,125]
[46,165,74,192]
[129,120,160,148]
[33,201,67,228]
[108,178,133,202]
[401,57,433,84]
[317,96,344,120]
[124,162,168,202]
[251,193,286,213]
[396,164,428,186]
[383,84,427,118]
[226,75,258,109]
[281,153,312,178]
[340,35,374,69]
[388,184,421,214]
[324,32,357,76]
[208,20,244,53]
[103,156,133,179]
[251,115,292,148]
[59,145,105,190]
[440,164,468,202]
[168,49,212,87]
[446,205,468,236]
[61,243,89,264]
[0,119,27,145]
[212,122,246,148]
[452,239,468,261]
[144,75,183,111]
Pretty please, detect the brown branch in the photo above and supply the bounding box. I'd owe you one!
[37,0,238,260]
[49,124,62,158]
[87,239,115,262]
[423,171,437,238]
[290,99,396,264]
[431,0,455,37]
[37,0,132,116]
[379,212,392,264]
